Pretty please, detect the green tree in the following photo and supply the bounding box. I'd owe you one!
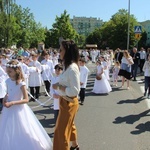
[86,9,141,50]
[11,4,46,48]
[0,0,16,14]
[137,31,147,49]
[0,0,16,47]
[46,10,78,48]
[75,34,86,48]
[86,28,103,49]
[0,3,46,48]
[102,9,140,49]
[44,28,51,48]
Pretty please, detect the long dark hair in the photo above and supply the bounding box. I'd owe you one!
[61,40,79,70]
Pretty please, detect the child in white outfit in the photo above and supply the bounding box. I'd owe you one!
[112,61,120,86]
[50,63,63,123]
[79,58,90,105]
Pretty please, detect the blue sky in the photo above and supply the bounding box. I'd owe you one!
[16,0,150,29]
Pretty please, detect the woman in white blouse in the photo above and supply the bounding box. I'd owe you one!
[118,50,134,89]
[52,40,80,150]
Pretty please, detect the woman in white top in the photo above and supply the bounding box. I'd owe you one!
[52,40,80,150]
[118,50,134,89]
[143,55,150,98]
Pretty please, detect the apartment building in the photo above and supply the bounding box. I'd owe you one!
[70,16,103,36]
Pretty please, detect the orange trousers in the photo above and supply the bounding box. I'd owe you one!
[53,97,79,150]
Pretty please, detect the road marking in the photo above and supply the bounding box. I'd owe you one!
[137,80,143,83]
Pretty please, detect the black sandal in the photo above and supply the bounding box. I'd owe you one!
[70,145,80,150]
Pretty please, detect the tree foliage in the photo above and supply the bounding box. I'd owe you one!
[86,9,142,50]
[45,10,78,48]
[0,2,46,48]
[86,28,103,48]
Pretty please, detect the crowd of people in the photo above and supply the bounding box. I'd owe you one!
[0,43,150,150]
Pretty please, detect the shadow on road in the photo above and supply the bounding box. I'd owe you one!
[34,107,56,129]
[111,87,125,92]
[130,121,150,135]
[117,96,145,104]
[113,109,150,124]
[85,89,109,97]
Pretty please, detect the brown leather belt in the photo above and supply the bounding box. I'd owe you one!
[67,96,77,98]
[62,96,77,102]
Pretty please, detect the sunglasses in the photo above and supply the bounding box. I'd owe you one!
[18,59,22,61]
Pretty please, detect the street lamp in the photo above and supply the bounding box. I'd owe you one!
[127,0,130,50]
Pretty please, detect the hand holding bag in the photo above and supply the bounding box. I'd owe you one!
[96,74,102,80]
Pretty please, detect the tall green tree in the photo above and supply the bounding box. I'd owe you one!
[101,9,139,50]
[86,28,103,49]
[11,4,46,48]
[86,9,141,50]
[0,3,46,48]
[46,10,78,48]
[137,31,147,49]
[0,0,16,47]
[0,0,15,14]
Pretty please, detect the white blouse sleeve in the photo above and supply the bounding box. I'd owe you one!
[65,67,80,97]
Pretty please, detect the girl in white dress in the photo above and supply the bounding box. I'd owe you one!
[112,61,120,86]
[0,59,52,150]
[92,60,112,94]
[17,56,30,89]
[100,56,110,81]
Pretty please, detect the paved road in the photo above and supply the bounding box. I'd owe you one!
[29,62,150,150]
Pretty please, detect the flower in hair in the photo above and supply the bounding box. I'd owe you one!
[5,63,20,68]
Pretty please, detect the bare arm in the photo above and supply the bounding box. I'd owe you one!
[4,85,29,108]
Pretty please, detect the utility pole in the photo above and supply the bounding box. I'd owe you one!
[127,0,130,51]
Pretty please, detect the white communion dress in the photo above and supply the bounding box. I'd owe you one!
[0,78,53,150]
[92,65,112,94]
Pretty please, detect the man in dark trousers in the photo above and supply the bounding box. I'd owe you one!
[130,47,140,81]
[114,48,123,64]
[139,47,147,73]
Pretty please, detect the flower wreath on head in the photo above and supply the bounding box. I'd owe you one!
[5,63,20,68]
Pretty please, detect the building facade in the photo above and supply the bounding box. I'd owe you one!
[140,20,150,46]
[70,16,103,36]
